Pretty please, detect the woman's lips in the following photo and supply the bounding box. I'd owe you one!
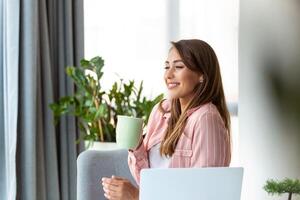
[167,82,180,89]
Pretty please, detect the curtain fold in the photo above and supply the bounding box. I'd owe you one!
[16,0,84,199]
[0,0,20,199]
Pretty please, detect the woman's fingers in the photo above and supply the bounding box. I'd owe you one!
[103,193,110,199]
[111,175,126,181]
[102,176,127,186]
[102,178,118,186]
[101,176,130,200]
[104,189,121,200]
[102,181,120,192]
[104,193,117,200]
[101,177,123,199]
[103,187,118,196]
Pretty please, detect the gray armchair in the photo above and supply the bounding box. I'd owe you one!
[77,149,137,200]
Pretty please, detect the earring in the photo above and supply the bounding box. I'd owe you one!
[199,76,204,83]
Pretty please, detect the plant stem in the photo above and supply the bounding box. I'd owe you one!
[288,192,292,200]
[94,98,104,142]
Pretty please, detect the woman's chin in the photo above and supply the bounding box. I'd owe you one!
[166,93,180,100]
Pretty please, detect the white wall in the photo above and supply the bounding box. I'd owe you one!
[239,0,300,199]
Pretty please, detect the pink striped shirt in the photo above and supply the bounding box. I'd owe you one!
[128,100,231,184]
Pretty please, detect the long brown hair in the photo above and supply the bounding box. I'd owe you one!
[159,39,231,159]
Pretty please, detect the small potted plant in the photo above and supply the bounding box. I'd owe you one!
[50,56,163,149]
[264,178,300,200]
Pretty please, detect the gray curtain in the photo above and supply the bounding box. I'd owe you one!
[16,0,84,200]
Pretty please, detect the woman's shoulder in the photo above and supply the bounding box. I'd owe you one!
[187,103,226,133]
[189,102,221,120]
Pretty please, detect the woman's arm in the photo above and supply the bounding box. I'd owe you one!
[127,138,149,184]
[190,111,231,167]
[127,102,162,183]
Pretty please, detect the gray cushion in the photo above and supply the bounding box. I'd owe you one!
[77,150,136,200]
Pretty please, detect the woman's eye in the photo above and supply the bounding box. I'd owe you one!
[175,66,184,69]
[164,66,170,70]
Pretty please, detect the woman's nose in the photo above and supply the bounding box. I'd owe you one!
[165,68,175,79]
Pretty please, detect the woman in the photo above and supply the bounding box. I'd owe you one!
[101,39,231,200]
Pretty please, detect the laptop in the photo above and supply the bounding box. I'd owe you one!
[139,167,243,200]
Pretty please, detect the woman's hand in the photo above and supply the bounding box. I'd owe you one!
[101,176,139,200]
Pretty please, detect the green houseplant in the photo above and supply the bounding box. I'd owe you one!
[264,178,300,200]
[50,56,164,143]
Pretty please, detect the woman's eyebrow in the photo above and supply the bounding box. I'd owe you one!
[165,60,184,64]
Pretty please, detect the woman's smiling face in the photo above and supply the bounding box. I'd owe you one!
[164,47,201,107]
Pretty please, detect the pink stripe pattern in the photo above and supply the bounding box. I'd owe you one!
[128,100,231,184]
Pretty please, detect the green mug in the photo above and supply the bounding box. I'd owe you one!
[116,115,144,149]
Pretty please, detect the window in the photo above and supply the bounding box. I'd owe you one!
[84,0,168,98]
